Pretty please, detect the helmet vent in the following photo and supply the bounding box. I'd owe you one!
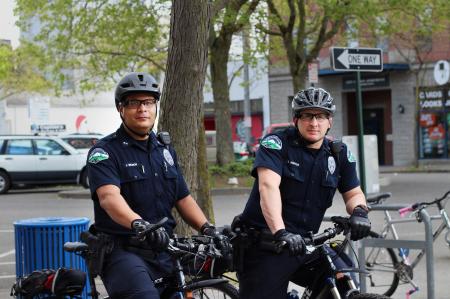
[138,74,144,81]
[152,83,158,88]
[120,83,131,88]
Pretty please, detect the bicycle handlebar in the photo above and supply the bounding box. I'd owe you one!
[398,190,450,216]
[169,235,225,258]
[268,216,349,254]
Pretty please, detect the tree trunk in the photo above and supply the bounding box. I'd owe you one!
[159,0,211,235]
[210,41,235,165]
[197,121,215,223]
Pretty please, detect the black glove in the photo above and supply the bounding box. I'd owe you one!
[200,222,231,254]
[131,219,170,251]
[349,205,371,241]
[274,229,306,256]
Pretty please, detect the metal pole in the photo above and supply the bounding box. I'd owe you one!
[421,209,435,299]
[355,72,366,194]
[242,29,252,146]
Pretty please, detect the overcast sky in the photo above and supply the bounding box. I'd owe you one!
[0,0,20,48]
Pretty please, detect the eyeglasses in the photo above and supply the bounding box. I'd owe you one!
[298,113,330,122]
[123,98,157,108]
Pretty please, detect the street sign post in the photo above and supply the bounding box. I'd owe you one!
[331,47,384,194]
[331,47,383,72]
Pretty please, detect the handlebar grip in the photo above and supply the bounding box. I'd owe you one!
[398,206,413,217]
[146,217,168,233]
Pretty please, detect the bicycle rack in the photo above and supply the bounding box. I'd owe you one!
[356,204,435,299]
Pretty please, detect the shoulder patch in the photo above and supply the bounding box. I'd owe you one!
[88,148,110,164]
[261,135,282,150]
[347,148,356,163]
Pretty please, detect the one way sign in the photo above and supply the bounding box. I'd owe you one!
[331,47,383,72]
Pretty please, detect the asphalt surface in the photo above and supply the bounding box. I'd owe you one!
[1,172,449,298]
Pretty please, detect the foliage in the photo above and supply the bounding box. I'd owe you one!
[209,158,254,177]
[259,0,450,92]
[208,0,265,166]
[0,42,51,100]
[14,0,170,93]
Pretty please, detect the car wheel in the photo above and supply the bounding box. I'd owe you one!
[80,169,89,189]
[0,171,11,194]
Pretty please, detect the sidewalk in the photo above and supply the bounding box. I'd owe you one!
[380,160,450,173]
[58,163,450,199]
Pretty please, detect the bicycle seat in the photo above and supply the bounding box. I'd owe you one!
[366,192,392,205]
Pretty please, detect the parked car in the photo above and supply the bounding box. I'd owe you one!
[251,122,294,154]
[205,131,250,162]
[0,135,90,194]
[60,133,103,153]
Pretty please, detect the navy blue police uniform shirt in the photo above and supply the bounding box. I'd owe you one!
[86,125,190,235]
[241,127,359,235]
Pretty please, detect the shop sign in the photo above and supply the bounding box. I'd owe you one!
[31,124,66,133]
[342,74,389,90]
[419,89,443,100]
[420,99,443,109]
[433,60,450,85]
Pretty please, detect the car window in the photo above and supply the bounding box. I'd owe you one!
[35,139,68,155]
[62,138,98,149]
[5,139,33,155]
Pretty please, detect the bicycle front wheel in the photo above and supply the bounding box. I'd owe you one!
[364,231,399,297]
[188,282,239,299]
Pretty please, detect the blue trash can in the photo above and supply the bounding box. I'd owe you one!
[14,217,90,298]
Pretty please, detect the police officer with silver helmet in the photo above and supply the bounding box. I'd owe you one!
[237,87,371,299]
[87,72,226,299]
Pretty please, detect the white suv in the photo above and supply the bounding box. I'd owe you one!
[0,135,89,194]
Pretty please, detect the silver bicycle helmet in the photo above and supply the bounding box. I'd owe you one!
[292,87,336,116]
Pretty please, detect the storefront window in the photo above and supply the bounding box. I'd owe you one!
[418,87,449,159]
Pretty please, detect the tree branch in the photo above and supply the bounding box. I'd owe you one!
[69,49,166,71]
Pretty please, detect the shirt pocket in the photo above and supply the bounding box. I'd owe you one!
[319,172,338,209]
[282,161,304,183]
[121,166,147,183]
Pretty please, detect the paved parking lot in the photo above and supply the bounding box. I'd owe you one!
[1,172,449,298]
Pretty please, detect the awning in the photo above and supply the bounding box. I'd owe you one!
[319,63,409,76]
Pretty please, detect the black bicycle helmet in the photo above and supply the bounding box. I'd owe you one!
[114,72,160,108]
[292,87,336,116]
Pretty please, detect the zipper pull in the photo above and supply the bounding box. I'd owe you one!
[141,164,145,174]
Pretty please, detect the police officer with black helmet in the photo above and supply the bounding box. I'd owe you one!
[87,72,224,299]
[237,87,371,299]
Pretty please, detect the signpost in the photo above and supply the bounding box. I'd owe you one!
[331,47,383,194]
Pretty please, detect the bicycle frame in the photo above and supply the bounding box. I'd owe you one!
[375,200,450,269]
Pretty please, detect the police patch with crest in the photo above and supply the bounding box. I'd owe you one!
[261,135,282,150]
[163,149,174,166]
[347,148,357,163]
[88,148,109,164]
[328,156,336,174]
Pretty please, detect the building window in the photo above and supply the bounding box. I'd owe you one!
[418,87,449,159]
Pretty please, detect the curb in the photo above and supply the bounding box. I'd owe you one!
[58,189,91,199]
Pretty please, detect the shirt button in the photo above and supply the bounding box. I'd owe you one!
[134,176,137,179]
[155,173,158,177]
